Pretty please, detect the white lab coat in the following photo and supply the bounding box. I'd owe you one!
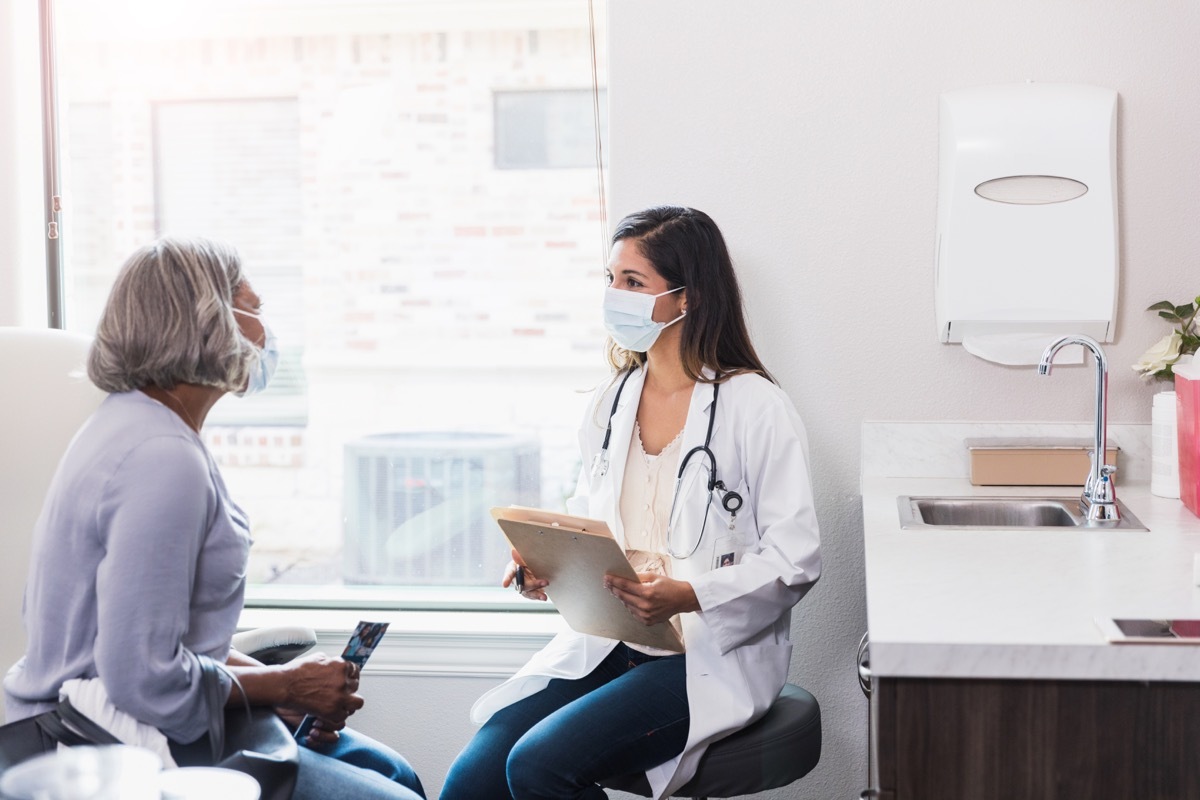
[471,366,821,799]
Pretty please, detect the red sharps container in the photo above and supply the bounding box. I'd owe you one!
[1176,357,1200,517]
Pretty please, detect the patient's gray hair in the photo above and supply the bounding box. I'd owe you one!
[88,237,256,393]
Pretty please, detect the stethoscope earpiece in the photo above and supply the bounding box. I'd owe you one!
[592,369,636,480]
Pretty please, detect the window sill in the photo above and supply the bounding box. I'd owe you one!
[244,584,549,613]
[237,606,562,678]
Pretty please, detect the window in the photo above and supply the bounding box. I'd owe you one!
[155,98,308,426]
[48,0,609,602]
[495,89,608,169]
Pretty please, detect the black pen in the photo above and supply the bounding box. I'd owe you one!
[514,565,525,594]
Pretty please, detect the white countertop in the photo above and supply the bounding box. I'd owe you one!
[862,424,1200,682]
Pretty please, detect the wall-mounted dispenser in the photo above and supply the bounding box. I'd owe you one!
[935,82,1119,364]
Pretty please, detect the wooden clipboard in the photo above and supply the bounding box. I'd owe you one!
[491,506,684,653]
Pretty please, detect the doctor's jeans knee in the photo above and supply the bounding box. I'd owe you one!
[440,644,689,800]
[292,727,426,800]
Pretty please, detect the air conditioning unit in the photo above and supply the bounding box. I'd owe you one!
[343,432,540,585]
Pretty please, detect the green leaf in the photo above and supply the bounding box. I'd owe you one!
[1158,310,1181,322]
[1147,300,1177,312]
[1176,303,1195,318]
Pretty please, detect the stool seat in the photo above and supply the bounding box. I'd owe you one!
[599,683,821,799]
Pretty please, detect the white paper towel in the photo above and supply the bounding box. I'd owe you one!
[1151,390,1180,498]
[962,333,1085,365]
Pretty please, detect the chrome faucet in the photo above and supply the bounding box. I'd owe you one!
[1037,334,1120,523]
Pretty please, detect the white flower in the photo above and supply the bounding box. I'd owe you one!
[1132,331,1183,376]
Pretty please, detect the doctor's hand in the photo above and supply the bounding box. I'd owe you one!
[503,548,549,601]
[604,573,700,626]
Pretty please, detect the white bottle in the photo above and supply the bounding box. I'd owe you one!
[1151,390,1180,498]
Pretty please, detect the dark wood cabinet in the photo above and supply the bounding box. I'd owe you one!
[873,677,1200,800]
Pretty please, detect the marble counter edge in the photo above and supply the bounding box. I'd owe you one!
[869,640,1200,682]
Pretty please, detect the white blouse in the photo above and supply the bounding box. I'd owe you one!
[619,421,686,655]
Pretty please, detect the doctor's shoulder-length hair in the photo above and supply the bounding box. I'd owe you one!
[605,205,774,385]
[87,236,257,394]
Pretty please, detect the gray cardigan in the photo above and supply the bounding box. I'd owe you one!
[4,390,246,743]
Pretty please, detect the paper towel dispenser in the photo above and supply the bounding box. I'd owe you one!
[935,82,1119,363]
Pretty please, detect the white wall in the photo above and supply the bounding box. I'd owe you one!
[608,1,1200,798]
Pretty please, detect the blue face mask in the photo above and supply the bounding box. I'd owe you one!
[233,308,280,396]
[602,285,686,352]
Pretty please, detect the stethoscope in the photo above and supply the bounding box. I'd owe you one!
[590,368,744,558]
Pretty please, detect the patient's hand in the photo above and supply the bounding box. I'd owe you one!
[275,707,342,747]
[279,653,363,724]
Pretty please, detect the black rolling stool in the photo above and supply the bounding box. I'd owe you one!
[599,683,821,799]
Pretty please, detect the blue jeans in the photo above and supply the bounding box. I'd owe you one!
[441,643,689,800]
[293,727,425,800]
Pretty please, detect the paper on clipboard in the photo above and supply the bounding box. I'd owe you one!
[491,506,684,653]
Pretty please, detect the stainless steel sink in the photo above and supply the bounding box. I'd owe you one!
[897,496,1148,531]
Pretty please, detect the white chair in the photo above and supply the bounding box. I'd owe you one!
[0,327,108,690]
[0,327,313,722]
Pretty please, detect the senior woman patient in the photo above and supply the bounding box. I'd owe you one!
[3,237,425,800]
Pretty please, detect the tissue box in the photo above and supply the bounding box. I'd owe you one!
[966,438,1120,486]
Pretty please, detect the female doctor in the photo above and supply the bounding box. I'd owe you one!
[440,206,821,800]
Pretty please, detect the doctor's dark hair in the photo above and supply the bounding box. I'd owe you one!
[88,237,256,393]
[605,206,774,384]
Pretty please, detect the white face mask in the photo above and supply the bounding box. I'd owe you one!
[602,285,686,352]
[233,308,280,396]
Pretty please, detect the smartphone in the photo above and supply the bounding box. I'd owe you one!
[294,620,390,742]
